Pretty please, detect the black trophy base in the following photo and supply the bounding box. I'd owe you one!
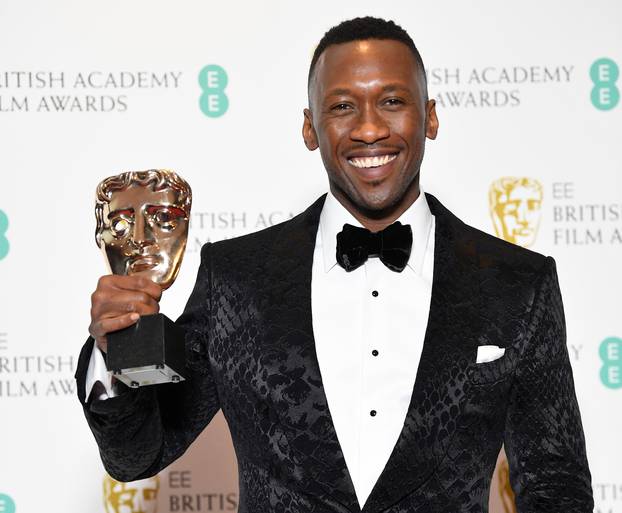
[106,313,186,388]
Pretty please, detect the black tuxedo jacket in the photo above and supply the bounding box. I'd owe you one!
[76,193,593,513]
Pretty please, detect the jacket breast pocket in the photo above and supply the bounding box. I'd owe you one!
[467,343,520,385]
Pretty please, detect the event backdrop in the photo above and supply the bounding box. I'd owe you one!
[0,1,620,512]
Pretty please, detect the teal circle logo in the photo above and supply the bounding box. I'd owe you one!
[599,337,622,389]
[0,494,16,513]
[0,210,9,260]
[198,65,229,117]
[590,58,619,110]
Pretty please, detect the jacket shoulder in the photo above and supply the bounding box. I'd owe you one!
[463,221,549,274]
[426,192,549,275]
[205,194,325,266]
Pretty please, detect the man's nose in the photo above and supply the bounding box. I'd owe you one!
[349,106,390,143]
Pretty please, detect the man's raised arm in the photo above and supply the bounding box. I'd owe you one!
[75,243,220,481]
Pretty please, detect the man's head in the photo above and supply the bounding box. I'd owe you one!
[95,169,192,290]
[303,17,438,221]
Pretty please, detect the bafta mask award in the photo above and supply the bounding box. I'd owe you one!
[95,169,191,387]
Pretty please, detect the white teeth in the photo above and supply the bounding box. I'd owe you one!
[348,154,397,168]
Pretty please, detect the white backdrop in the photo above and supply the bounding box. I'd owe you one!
[0,1,620,512]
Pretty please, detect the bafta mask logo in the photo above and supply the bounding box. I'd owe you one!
[489,177,543,248]
[103,474,159,513]
[95,169,192,290]
[497,453,517,513]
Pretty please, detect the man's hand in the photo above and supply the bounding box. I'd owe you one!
[89,275,163,353]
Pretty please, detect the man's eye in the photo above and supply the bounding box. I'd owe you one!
[384,98,403,106]
[332,103,352,111]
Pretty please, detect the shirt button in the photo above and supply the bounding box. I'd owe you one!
[370,410,377,417]
[371,290,379,297]
[372,349,379,356]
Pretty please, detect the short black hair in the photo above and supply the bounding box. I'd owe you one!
[308,16,427,91]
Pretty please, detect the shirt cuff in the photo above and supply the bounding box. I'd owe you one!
[84,340,116,403]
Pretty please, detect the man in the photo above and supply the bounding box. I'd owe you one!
[77,17,593,512]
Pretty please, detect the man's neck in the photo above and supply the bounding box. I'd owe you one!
[330,184,421,233]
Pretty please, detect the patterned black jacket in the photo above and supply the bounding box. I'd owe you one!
[76,193,593,513]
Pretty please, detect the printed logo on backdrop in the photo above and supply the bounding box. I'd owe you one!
[104,474,160,513]
[496,455,517,513]
[188,209,296,251]
[427,65,574,108]
[590,58,619,110]
[0,334,76,398]
[167,470,237,511]
[0,209,9,260]
[489,177,543,248]
[551,182,622,246]
[104,471,238,512]
[593,483,622,512]
[0,71,182,113]
[0,494,16,513]
[599,337,621,389]
[489,179,622,248]
[198,65,229,117]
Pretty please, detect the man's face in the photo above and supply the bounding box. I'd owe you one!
[303,39,438,214]
[99,184,189,289]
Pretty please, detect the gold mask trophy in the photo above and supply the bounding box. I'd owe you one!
[95,169,191,388]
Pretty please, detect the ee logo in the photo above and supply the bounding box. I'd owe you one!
[599,337,622,389]
[199,65,229,117]
[0,209,9,260]
[0,493,16,513]
[590,58,619,110]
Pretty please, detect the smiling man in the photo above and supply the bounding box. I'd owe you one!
[77,16,593,513]
[303,33,436,230]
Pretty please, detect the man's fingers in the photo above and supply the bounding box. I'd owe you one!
[91,291,160,318]
[95,337,108,354]
[89,274,163,353]
[101,301,160,318]
[110,275,163,301]
[89,312,140,339]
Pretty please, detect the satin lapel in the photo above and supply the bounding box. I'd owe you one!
[261,194,360,513]
[363,193,483,513]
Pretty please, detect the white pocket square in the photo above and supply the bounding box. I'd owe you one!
[476,345,506,364]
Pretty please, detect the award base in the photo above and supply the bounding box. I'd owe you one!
[106,313,186,388]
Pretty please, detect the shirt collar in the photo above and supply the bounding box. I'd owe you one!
[318,188,434,275]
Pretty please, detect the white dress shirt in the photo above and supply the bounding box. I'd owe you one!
[311,190,434,506]
[85,189,435,507]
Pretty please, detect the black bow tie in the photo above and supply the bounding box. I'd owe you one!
[336,221,413,272]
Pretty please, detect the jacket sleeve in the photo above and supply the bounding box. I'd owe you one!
[76,242,220,482]
[504,256,593,512]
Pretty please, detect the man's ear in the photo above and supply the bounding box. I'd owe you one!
[302,108,319,150]
[425,99,439,140]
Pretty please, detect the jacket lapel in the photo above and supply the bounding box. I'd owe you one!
[362,193,483,513]
[260,193,361,512]
[260,192,482,513]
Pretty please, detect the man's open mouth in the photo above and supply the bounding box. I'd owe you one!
[347,153,398,169]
